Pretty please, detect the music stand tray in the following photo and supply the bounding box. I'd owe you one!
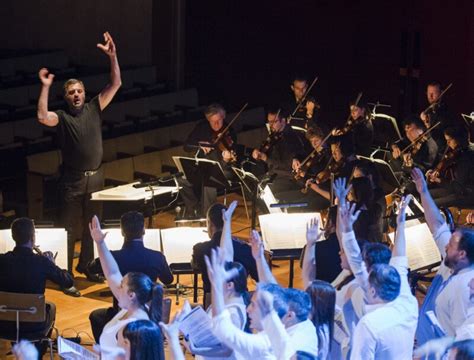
[173,156,231,189]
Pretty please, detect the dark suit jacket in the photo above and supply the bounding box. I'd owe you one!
[191,231,258,293]
[88,240,173,309]
[0,246,73,294]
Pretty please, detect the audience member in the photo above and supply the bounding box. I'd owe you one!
[119,320,165,360]
[89,215,164,359]
[411,168,474,345]
[87,211,173,342]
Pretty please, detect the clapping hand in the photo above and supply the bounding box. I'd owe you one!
[97,31,117,57]
[306,217,322,246]
[222,200,238,223]
[89,215,107,244]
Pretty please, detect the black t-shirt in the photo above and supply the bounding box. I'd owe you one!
[55,96,103,171]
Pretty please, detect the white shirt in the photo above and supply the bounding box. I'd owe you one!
[261,311,319,360]
[455,306,474,340]
[212,309,274,360]
[342,231,419,360]
[99,309,138,360]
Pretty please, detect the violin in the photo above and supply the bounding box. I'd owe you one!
[293,132,332,180]
[210,103,248,162]
[427,147,462,182]
[288,76,320,124]
[259,131,284,155]
[400,121,441,159]
[421,83,452,126]
[332,92,364,136]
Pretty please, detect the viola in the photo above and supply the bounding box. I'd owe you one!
[428,147,462,182]
[259,131,284,155]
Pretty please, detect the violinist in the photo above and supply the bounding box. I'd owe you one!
[281,75,321,130]
[420,81,456,154]
[390,117,438,173]
[179,103,239,218]
[426,126,474,207]
[292,126,330,181]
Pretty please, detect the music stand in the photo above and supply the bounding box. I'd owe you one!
[173,156,231,190]
[232,167,260,220]
[356,155,400,195]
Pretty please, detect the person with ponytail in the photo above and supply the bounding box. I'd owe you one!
[89,215,164,359]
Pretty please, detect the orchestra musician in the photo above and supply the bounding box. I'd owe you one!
[426,126,474,207]
[281,75,321,130]
[419,81,456,154]
[179,103,240,219]
[390,117,438,174]
[251,108,307,195]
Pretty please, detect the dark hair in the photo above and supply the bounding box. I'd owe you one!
[450,339,474,360]
[403,116,426,131]
[204,103,226,117]
[126,272,163,324]
[305,126,325,141]
[351,177,374,209]
[292,74,308,84]
[207,203,226,230]
[306,280,335,354]
[427,81,442,90]
[295,351,318,360]
[444,127,469,149]
[258,283,288,319]
[457,227,474,265]
[284,288,311,322]
[225,262,249,299]
[63,78,85,94]
[121,211,145,241]
[11,217,35,246]
[122,320,165,360]
[368,264,400,302]
[330,137,355,157]
[362,243,391,269]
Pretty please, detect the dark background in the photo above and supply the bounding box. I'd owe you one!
[1,0,473,125]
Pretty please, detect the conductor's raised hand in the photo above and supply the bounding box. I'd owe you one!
[97,31,117,57]
[89,215,107,244]
[38,68,55,87]
[222,200,238,223]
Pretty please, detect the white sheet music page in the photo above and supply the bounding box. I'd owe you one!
[178,306,221,348]
[58,336,99,359]
[160,227,209,264]
[259,213,322,250]
[388,222,441,271]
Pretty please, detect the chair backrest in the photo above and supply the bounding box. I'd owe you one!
[0,292,46,323]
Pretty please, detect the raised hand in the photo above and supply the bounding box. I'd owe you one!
[222,200,238,223]
[89,215,107,244]
[249,229,264,260]
[306,217,322,246]
[204,247,238,290]
[397,195,413,225]
[333,177,351,205]
[338,201,361,233]
[411,167,428,194]
[38,68,55,87]
[97,31,117,57]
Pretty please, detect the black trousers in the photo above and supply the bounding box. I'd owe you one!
[59,167,104,272]
[89,306,118,343]
[177,177,217,216]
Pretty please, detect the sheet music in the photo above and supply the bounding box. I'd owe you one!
[160,227,209,264]
[259,213,322,250]
[91,183,178,201]
[58,336,99,360]
[261,185,282,214]
[93,229,161,258]
[388,222,441,271]
[0,228,68,269]
[178,306,221,348]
